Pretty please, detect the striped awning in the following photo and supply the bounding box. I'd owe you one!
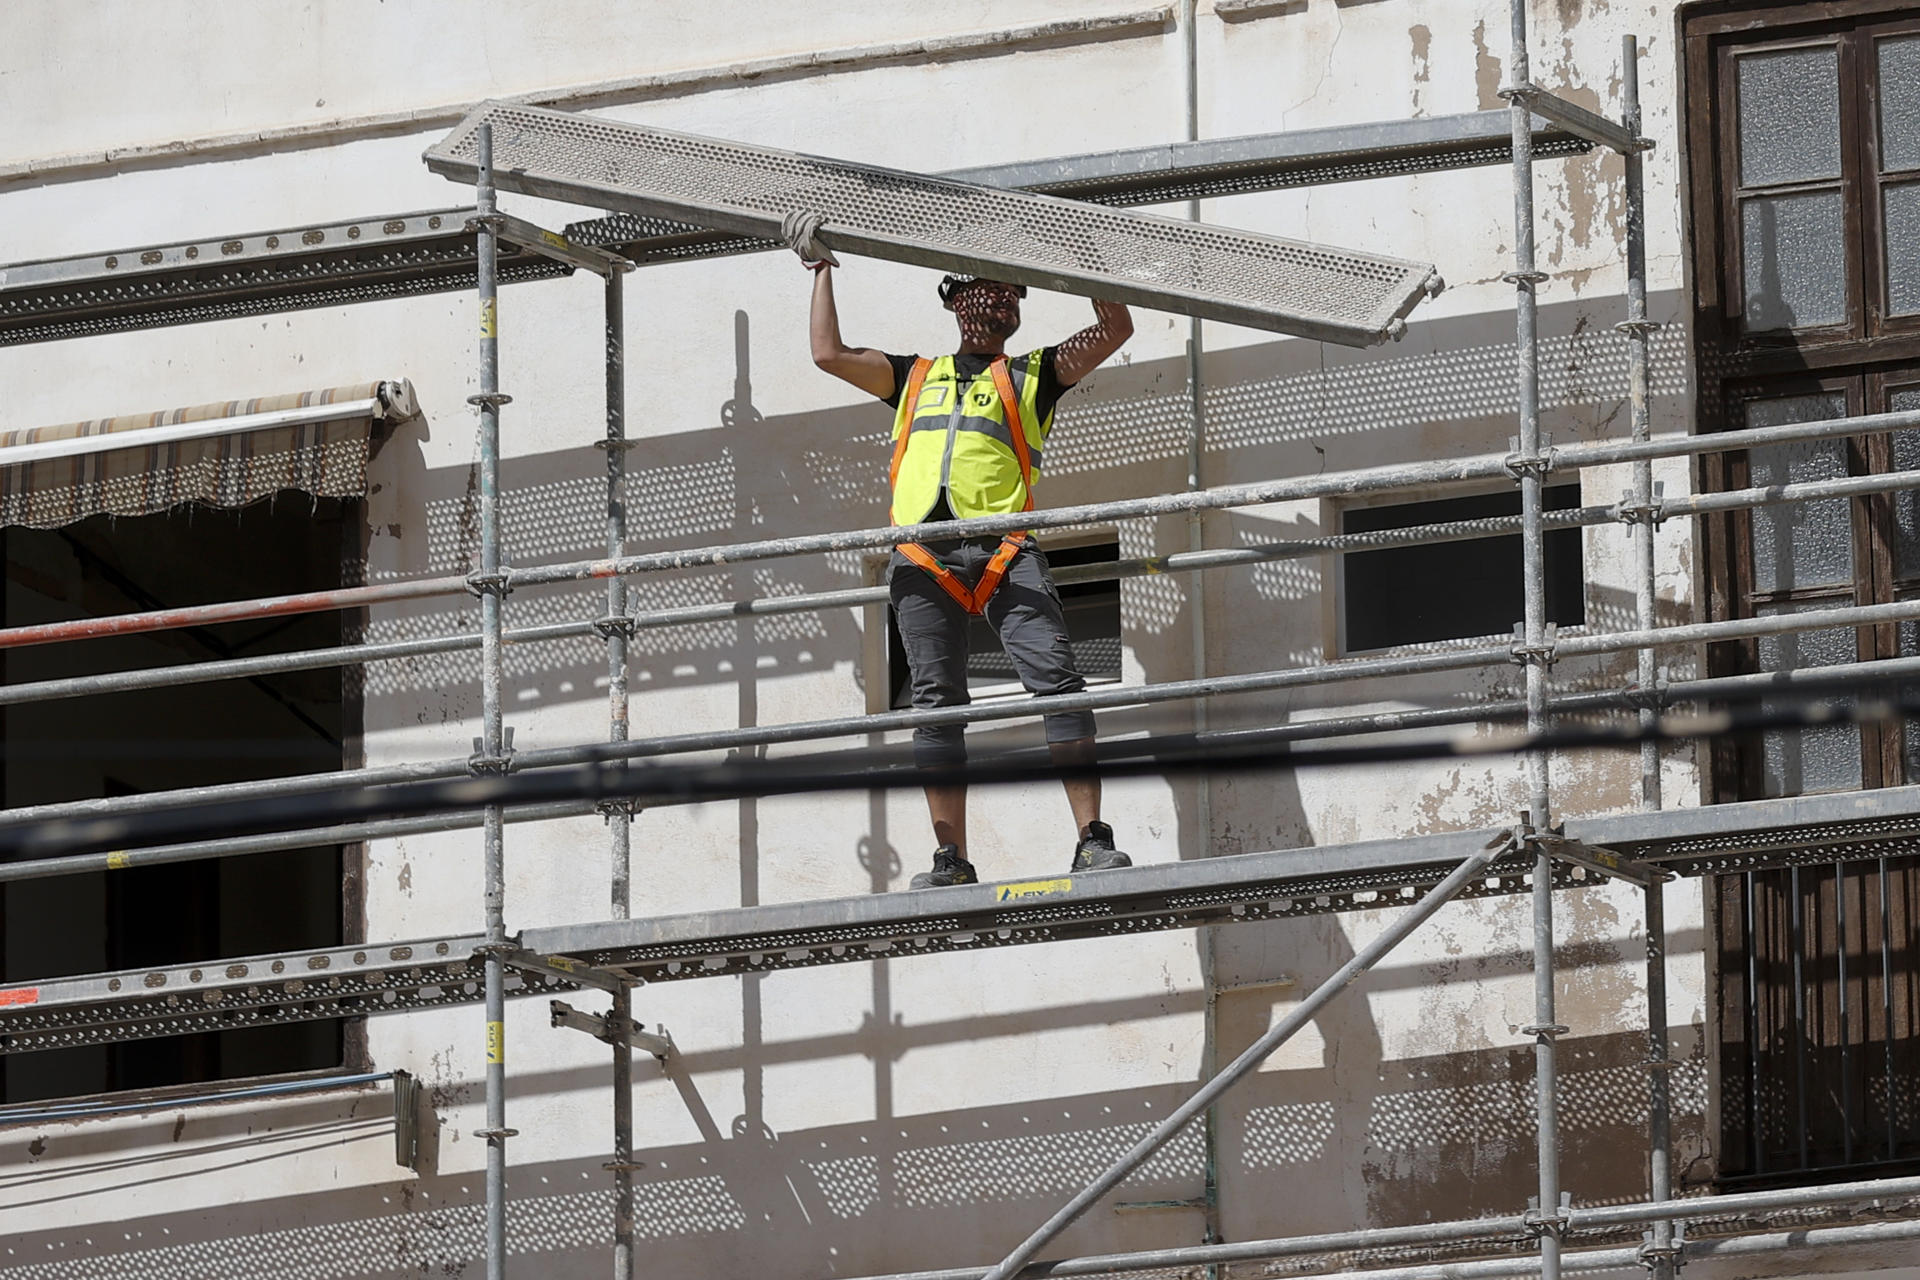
[0,380,417,529]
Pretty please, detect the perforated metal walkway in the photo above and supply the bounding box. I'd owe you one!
[6,787,1919,1057]
[424,102,1442,346]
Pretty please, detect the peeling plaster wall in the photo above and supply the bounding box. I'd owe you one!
[0,1,1864,1277]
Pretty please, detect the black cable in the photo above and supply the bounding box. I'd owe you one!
[4,690,1916,863]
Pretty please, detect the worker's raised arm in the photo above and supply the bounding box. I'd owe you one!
[808,264,897,400]
[784,211,895,401]
[1053,298,1134,388]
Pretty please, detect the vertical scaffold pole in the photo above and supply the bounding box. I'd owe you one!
[471,121,516,1280]
[603,265,638,1280]
[1180,2,1223,1268]
[1621,34,1677,1280]
[1504,4,1562,1279]
[1623,34,1661,815]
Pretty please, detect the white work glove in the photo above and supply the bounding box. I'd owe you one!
[781,210,839,270]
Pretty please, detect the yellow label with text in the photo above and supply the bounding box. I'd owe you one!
[106,851,130,871]
[997,878,1073,903]
[486,1020,504,1064]
[479,298,497,338]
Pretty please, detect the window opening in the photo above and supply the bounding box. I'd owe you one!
[0,497,361,1103]
[1339,485,1584,654]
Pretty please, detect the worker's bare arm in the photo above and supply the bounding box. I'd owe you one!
[1054,299,1134,388]
[809,266,897,400]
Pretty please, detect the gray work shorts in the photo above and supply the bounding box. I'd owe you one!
[889,538,1096,766]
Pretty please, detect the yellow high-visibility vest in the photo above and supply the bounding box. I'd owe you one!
[888,349,1052,526]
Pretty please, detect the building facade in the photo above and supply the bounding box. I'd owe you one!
[2,2,1916,1277]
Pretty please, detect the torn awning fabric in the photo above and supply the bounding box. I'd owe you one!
[0,380,417,529]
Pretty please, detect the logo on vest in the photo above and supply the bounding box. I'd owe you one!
[971,389,996,409]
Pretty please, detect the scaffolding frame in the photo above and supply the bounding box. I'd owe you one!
[6,7,1920,1280]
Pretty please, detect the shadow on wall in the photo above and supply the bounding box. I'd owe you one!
[0,1019,1709,1280]
[357,293,1691,725]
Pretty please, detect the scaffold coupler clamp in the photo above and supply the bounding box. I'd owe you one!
[465,567,512,598]
[463,212,509,236]
[592,613,637,640]
[1638,1221,1686,1272]
[469,727,515,774]
[1614,318,1665,337]
[471,933,524,960]
[1623,676,1671,713]
[1614,483,1667,526]
[1510,621,1559,668]
[596,794,640,821]
[1503,433,1557,479]
[466,390,513,409]
[1524,1193,1573,1241]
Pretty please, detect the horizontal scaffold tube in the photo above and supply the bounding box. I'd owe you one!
[0,407,1914,654]
[10,655,1919,883]
[0,801,599,884]
[6,464,1918,711]
[5,594,1920,833]
[504,407,1920,589]
[839,1171,1920,1280]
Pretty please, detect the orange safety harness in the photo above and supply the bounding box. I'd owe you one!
[889,355,1034,616]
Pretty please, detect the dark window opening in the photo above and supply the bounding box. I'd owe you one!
[0,496,360,1104]
[1339,487,1585,653]
[889,538,1121,709]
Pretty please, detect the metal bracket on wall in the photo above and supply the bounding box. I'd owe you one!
[550,999,673,1060]
[478,211,629,278]
[1501,83,1653,155]
[506,951,622,994]
[392,1069,422,1171]
[1531,832,1664,889]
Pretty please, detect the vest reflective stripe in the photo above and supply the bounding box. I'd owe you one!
[889,349,1050,526]
[893,353,1040,615]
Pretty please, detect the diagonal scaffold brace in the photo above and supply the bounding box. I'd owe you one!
[974,829,1521,1280]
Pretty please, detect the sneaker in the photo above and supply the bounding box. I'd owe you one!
[1071,820,1132,872]
[909,844,979,890]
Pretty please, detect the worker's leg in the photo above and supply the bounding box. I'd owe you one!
[1049,736,1101,836]
[889,549,974,856]
[985,544,1105,829]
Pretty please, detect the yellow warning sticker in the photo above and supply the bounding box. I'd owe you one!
[479,298,497,338]
[106,850,130,871]
[545,955,577,972]
[997,878,1073,903]
[542,230,568,249]
[486,1020,505,1064]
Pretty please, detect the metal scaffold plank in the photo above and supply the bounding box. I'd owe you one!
[423,101,1443,346]
[0,208,573,346]
[0,113,1569,347]
[565,111,1594,263]
[9,787,1920,1056]
[0,828,1540,1056]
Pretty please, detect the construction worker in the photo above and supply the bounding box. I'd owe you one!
[783,211,1136,889]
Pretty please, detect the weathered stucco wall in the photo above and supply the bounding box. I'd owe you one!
[0,1,1849,1276]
